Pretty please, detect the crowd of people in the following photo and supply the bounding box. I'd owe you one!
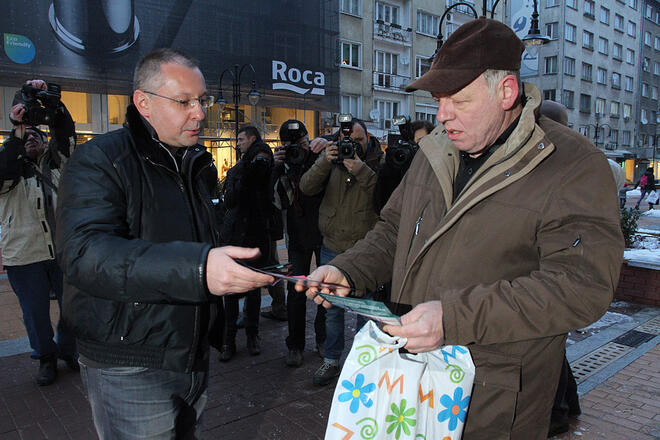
[0,17,628,440]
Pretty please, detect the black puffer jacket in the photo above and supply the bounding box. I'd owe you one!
[56,105,220,373]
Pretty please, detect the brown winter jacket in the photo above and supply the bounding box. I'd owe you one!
[299,138,382,253]
[330,84,624,439]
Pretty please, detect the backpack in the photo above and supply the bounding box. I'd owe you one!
[640,174,649,188]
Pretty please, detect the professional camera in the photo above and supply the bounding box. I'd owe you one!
[281,121,308,166]
[13,83,62,126]
[385,115,419,170]
[334,113,360,164]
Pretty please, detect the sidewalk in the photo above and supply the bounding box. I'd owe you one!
[1,200,660,439]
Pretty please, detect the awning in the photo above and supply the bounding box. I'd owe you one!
[604,149,636,160]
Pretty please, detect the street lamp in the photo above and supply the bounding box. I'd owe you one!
[217,63,261,156]
[581,117,611,148]
[521,0,551,56]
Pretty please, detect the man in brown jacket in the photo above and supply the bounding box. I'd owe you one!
[299,19,623,439]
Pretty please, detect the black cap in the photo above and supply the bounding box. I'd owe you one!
[279,119,308,142]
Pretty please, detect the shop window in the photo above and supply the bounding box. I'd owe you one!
[61,91,91,124]
[108,95,130,125]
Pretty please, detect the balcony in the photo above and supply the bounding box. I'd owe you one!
[373,21,412,44]
[373,71,409,91]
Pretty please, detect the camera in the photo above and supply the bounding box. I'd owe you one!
[281,121,308,166]
[385,115,419,170]
[334,113,360,164]
[14,83,62,126]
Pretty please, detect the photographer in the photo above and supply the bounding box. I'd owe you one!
[299,116,382,385]
[219,126,276,360]
[374,118,434,214]
[272,120,326,367]
[0,79,76,386]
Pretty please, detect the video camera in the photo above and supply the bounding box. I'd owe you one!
[13,83,62,127]
[334,113,360,164]
[281,121,308,166]
[385,115,419,170]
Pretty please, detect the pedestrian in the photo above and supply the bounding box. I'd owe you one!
[634,167,656,210]
[299,18,623,439]
[56,48,274,439]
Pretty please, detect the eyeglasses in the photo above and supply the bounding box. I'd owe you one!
[143,91,215,110]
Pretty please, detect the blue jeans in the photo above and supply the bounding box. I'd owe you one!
[6,259,76,359]
[80,362,208,440]
[321,246,369,362]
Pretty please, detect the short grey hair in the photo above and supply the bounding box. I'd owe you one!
[482,69,521,99]
[133,48,200,92]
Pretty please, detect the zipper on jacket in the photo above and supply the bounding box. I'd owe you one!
[407,202,430,257]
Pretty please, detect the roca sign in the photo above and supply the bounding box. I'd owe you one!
[272,60,325,96]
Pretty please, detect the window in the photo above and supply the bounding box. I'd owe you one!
[628,0,637,9]
[567,0,577,9]
[545,56,558,74]
[655,37,660,50]
[652,86,658,100]
[623,103,632,118]
[626,48,635,64]
[597,67,607,84]
[579,94,591,113]
[376,2,399,25]
[646,4,653,18]
[622,131,631,146]
[565,23,576,42]
[610,129,619,144]
[613,43,623,60]
[598,37,608,54]
[581,62,592,81]
[446,0,478,15]
[600,6,610,23]
[562,89,575,108]
[583,31,594,49]
[415,56,431,78]
[595,98,606,115]
[643,57,651,72]
[415,106,436,123]
[642,83,649,97]
[545,22,558,40]
[374,50,398,87]
[375,99,399,129]
[546,0,559,6]
[108,95,130,125]
[610,101,620,117]
[627,21,636,37]
[584,0,595,17]
[544,89,557,101]
[564,57,576,75]
[655,62,660,75]
[612,72,621,88]
[624,76,634,91]
[642,108,649,123]
[341,95,361,117]
[341,41,361,68]
[614,14,624,31]
[645,31,653,46]
[341,0,361,15]
[61,91,91,124]
[417,11,440,36]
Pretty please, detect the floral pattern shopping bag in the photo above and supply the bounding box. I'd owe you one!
[325,321,475,440]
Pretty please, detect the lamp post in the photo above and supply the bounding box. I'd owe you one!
[581,118,611,148]
[429,0,549,61]
[216,63,261,158]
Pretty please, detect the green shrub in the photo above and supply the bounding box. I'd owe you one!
[620,207,641,248]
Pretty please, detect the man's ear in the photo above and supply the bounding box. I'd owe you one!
[499,75,520,111]
[133,90,150,118]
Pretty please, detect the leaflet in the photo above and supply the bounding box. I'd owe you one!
[236,260,352,291]
[316,292,401,326]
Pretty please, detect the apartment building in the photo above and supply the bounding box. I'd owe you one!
[637,0,660,172]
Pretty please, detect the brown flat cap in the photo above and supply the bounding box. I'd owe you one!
[406,18,525,94]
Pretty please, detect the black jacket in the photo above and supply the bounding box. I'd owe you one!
[56,105,220,372]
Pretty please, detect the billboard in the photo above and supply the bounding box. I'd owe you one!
[0,0,339,110]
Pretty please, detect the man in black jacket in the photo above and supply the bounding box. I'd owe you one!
[273,120,326,367]
[56,48,273,439]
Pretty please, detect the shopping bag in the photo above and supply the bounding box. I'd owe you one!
[646,190,659,204]
[325,321,475,440]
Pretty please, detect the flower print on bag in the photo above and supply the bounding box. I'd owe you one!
[337,373,376,414]
[437,387,470,431]
[385,399,417,439]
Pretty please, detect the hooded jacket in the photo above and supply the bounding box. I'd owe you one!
[330,84,624,439]
[56,105,220,372]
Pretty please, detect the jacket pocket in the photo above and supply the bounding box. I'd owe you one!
[318,204,336,235]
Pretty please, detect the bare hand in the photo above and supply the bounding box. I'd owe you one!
[9,104,26,138]
[309,137,329,153]
[206,246,275,296]
[25,79,47,91]
[295,264,350,308]
[383,301,445,353]
[342,156,363,174]
[273,146,286,167]
[324,143,339,164]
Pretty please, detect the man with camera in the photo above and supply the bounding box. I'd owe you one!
[56,49,274,438]
[272,120,326,367]
[0,79,77,386]
[299,116,382,385]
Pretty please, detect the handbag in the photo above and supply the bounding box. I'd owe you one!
[325,321,475,440]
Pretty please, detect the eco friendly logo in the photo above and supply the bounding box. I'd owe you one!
[4,33,35,64]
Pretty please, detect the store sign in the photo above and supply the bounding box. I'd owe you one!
[272,60,325,96]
